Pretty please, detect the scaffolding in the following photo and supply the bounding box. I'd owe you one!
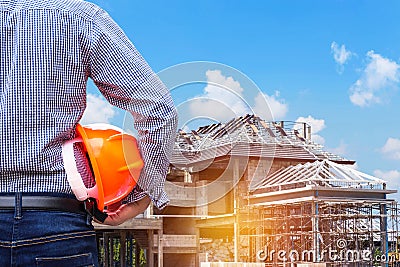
[247,160,399,266]
[239,201,399,266]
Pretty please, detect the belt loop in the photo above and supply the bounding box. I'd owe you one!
[14,192,22,219]
[85,213,93,226]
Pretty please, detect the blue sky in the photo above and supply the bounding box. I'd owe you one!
[84,1,400,200]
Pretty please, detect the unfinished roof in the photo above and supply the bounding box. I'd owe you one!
[249,160,398,242]
[171,114,354,167]
[251,159,386,192]
[249,159,395,205]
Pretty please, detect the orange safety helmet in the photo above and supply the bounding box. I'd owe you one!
[62,123,144,212]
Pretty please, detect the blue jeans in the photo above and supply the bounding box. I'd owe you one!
[0,193,99,267]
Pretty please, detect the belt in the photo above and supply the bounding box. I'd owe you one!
[0,195,86,214]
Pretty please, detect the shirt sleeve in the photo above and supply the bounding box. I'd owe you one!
[88,8,178,209]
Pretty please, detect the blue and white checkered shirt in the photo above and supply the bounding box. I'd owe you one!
[0,0,177,209]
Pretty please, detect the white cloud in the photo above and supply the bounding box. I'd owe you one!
[205,70,244,96]
[373,169,400,194]
[381,137,400,160]
[188,70,287,122]
[295,115,326,144]
[331,42,353,73]
[328,141,348,156]
[187,97,238,122]
[374,169,400,180]
[253,91,288,120]
[80,93,117,125]
[296,115,325,133]
[349,51,400,107]
[188,70,250,122]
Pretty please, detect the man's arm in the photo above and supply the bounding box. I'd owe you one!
[102,196,151,226]
[88,8,178,222]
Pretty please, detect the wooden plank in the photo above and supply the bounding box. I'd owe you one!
[191,130,201,140]
[259,120,276,137]
[249,123,259,134]
[94,218,163,230]
[159,247,197,254]
[200,263,264,267]
[153,234,197,248]
[195,214,235,228]
[294,129,306,141]
[274,124,287,136]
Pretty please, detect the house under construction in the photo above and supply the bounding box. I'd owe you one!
[95,114,399,267]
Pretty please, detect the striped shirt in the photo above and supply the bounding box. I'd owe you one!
[0,0,177,209]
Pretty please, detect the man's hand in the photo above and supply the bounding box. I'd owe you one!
[101,196,151,226]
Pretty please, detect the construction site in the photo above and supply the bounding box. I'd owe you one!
[94,114,400,267]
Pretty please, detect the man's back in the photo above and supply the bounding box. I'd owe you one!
[0,0,103,193]
[0,1,177,265]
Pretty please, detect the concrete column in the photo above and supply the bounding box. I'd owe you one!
[195,227,200,267]
[158,228,163,267]
[233,159,239,262]
[380,204,388,267]
[312,201,320,262]
[147,230,154,267]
